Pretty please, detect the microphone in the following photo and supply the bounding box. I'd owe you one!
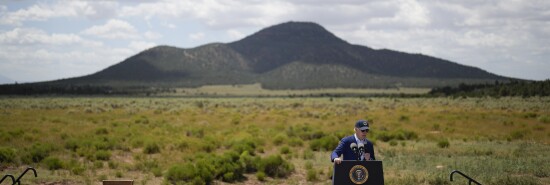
[358,143,365,161]
[350,143,359,161]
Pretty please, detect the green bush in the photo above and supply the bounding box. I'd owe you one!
[256,171,266,181]
[230,139,257,155]
[538,115,550,124]
[306,169,317,181]
[273,134,287,146]
[437,139,450,148]
[71,166,85,175]
[43,157,63,170]
[258,155,294,178]
[304,161,313,170]
[64,139,80,152]
[144,142,160,154]
[302,150,314,159]
[0,147,16,164]
[490,176,540,185]
[375,129,418,142]
[152,167,163,177]
[309,135,338,151]
[95,150,111,161]
[287,137,303,147]
[95,128,109,135]
[165,164,198,184]
[23,143,54,163]
[239,151,259,173]
[280,146,290,155]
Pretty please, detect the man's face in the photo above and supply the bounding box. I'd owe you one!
[355,128,368,140]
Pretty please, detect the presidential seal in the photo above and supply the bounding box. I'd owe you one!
[349,165,368,184]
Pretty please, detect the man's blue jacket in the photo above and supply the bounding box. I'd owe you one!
[331,135,376,162]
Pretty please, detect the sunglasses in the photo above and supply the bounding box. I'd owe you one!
[359,129,369,133]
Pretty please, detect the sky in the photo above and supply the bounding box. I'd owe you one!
[0,0,549,84]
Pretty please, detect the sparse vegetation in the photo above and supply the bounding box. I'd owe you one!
[0,97,548,184]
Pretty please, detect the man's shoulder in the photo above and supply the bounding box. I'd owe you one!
[341,135,355,142]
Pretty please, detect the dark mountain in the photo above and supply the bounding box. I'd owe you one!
[48,21,511,89]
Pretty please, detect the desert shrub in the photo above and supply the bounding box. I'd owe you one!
[302,150,314,159]
[95,150,111,161]
[258,155,294,178]
[375,131,394,142]
[376,130,418,142]
[399,115,410,121]
[71,166,85,175]
[239,151,260,173]
[93,137,116,150]
[538,115,550,123]
[288,137,304,147]
[135,159,160,172]
[93,161,103,169]
[176,140,189,151]
[280,146,290,155]
[309,130,326,140]
[428,175,450,185]
[116,171,123,178]
[306,169,317,181]
[152,167,163,177]
[273,134,287,146]
[437,139,450,148]
[509,130,530,140]
[304,161,313,170]
[144,142,160,154]
[22,143,55,163]
[43,157,63,170]
[389,140,398,146]
[309,135,338,151]
[64,139,80,152]
[194,159,215,183]
[230,138,256,155]
[256,171,266,181]
[95,128,109,135]
[534,167,549,178]
[165,164,198,184]
[213,151,245,182]
[394,129,418,140]
[490,176,540,185]
[108,161,118,169]
[0,147,17,163]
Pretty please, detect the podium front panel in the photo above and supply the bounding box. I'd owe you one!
[333,160,384,185]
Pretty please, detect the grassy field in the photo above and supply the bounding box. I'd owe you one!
[0,97,549,185]
[163,83,431,96]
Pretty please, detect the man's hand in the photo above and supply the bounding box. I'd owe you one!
[333,158,342,164]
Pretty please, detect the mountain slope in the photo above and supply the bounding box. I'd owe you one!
[51,21,510,89]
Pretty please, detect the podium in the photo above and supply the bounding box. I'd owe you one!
[332,160,384,185]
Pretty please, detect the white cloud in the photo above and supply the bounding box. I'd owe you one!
[144,31,162,40]
[189,32,205,40]
[457,30,515,47]
[227,29,245,40]
[81,19,139,39]
[0,27,102,47]
[0,1,119,25]
[129,41,157,52]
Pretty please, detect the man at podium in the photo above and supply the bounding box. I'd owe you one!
[331,119,376,164]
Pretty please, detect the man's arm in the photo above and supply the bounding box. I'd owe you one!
[367,141,375,160]
[331,138,346,162]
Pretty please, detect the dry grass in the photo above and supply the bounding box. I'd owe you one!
[0,97,549,184]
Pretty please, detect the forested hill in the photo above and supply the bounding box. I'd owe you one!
[1,21,517,94]
[429,80,550,97]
